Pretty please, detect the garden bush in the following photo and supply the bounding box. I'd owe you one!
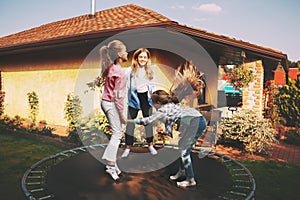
[283,129,300,146]
[0,94,4,117]
[27,91,39,125]
[64,93,83,143]
[76,112,111,145]
[0,115,56,137]
[274,76,300,127]
[219,109,278,154]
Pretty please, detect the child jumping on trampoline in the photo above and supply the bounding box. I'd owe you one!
[99,40,128,180]
[127,89,206,188]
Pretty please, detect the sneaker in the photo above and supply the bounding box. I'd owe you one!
[148,145,158,155]
[177,178,196,188]
[115,164,121,175]
[105,166,119,180]
[169,169,185,180]
[121,148,130,158]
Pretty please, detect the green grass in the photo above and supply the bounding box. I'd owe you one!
[0,131,66,200]
[240,160,300,200]
[1,129,300,200]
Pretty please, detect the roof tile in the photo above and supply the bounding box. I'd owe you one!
[0,4,172,48]
[0,4,286,58]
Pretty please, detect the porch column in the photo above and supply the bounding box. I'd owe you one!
[242,60,264,116]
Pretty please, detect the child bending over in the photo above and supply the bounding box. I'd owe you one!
[128,90,206,188]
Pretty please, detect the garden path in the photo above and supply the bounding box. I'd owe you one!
[214,142,300,164]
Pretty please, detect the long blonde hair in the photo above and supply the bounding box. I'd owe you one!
[99,40,126,78]
[131,48,153,80]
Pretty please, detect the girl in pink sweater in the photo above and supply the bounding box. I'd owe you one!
[100,40,128,180]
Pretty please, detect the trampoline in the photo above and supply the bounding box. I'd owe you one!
[22,143,255,200]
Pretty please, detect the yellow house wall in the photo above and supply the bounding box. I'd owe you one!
[1,48,217,127]
[2,69,79,125]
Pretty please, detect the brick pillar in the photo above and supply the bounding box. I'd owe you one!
[242,60,264,116]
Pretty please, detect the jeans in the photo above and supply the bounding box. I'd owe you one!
[101,100,123,162]
[125,92,153,145]
[178,116,206,178]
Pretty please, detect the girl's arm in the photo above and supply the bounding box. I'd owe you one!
[133,111,165,126]
[127,119,135,123]
[113,75,127,124]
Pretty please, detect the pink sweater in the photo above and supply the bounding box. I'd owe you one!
[102,64,126,113]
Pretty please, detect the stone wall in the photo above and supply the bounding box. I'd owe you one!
[242,60,264,116]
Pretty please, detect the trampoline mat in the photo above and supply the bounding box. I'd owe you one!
[46,147,232,200]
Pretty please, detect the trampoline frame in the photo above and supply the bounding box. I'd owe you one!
[21,143,255,200]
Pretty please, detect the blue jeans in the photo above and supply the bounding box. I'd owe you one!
[178,116,206,178]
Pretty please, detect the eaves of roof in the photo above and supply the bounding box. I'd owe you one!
[0,3,288,62]
[169,24,287,61]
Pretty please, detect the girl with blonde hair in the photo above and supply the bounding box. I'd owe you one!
[122,48,157,158]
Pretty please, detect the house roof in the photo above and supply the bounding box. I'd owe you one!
[0,4,287,61]
[0,4,173,49]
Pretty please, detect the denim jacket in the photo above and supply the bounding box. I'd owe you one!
[125,67,155,109]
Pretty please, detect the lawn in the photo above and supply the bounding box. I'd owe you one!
[1,129,300,200]
[240,160,300,200]
[0,131,67,200]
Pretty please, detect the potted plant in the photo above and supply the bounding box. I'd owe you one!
[225,65,254,90]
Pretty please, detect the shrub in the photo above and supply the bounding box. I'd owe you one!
[64,93,83,144]
[0,115,56,137]
[64,93,83,131]
[76,113,111,145]
[284,129,300,146]
[0,94,4,117]
[0,115,25,131]
[27,91,39,125]
[219,109,278,154]
[274,76,300,127]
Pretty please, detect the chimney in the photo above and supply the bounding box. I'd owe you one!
[89,0,96,18]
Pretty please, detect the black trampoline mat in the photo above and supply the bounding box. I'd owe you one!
[46,147,232,200]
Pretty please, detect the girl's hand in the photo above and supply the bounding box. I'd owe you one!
[120,114,127,124]
[127,119,135,123]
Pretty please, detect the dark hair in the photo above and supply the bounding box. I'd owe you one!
[151,90,179,105]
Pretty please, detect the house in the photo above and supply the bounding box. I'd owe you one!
[0,4,288,127]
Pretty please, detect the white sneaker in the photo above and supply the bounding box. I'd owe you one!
[105,166,119,180]
[121,148,130,158]
[148,145,157,155]
[115,164,121,175]
[169,169,185,180]
[177,178,196,188]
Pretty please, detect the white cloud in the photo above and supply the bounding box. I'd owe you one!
[192,3,222,14]
[193,17,207,22]
[170,5,185,9]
